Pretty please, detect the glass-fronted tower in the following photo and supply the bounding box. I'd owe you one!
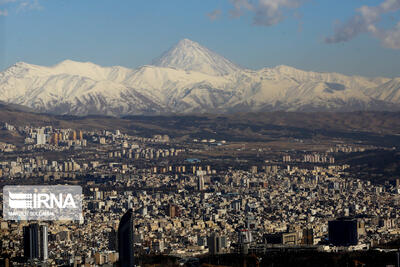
[118,209,134,267]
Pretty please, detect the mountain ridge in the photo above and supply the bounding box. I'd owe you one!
[0,38,399,116]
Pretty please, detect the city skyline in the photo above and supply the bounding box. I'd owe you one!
[0,0,399,77]
[0,116,399,266]
[1,1,400,266]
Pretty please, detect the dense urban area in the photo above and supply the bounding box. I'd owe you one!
[0,122,400,267]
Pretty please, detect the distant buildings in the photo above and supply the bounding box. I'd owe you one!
[251,166,258,174]
[71,130,77,141]
[303,153,334,164]
[283,155,291,162]
[198,173,205,191]
[36,132,46,145]
[1,121,400,264]
[153,134,170,142]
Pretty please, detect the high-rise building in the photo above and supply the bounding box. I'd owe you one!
[50,133,58,146]
[238,229,253,254]
[23,224,48,261]
[168,204,179,218]
[231,200,241,211]
[208,233,219,255]
[118,209,134,267]
[238,229,253,244]
[208,233,226,255]
[108,227,118,250]
[302,228,314,245]
[39,225,48,261]
[328,218,358,246]
[71,130,77,141]
[36,133,46,145]
[79,130,83,140]
[23,224,39,260]
[198,174,205,191]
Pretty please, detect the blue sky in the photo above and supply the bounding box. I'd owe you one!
[0,0,399,77]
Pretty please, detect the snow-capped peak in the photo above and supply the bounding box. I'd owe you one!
[152,38,241,76]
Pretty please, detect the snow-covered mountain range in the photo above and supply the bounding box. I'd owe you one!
[0,38,399,116]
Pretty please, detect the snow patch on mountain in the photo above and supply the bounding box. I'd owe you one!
[152,39,241,76]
